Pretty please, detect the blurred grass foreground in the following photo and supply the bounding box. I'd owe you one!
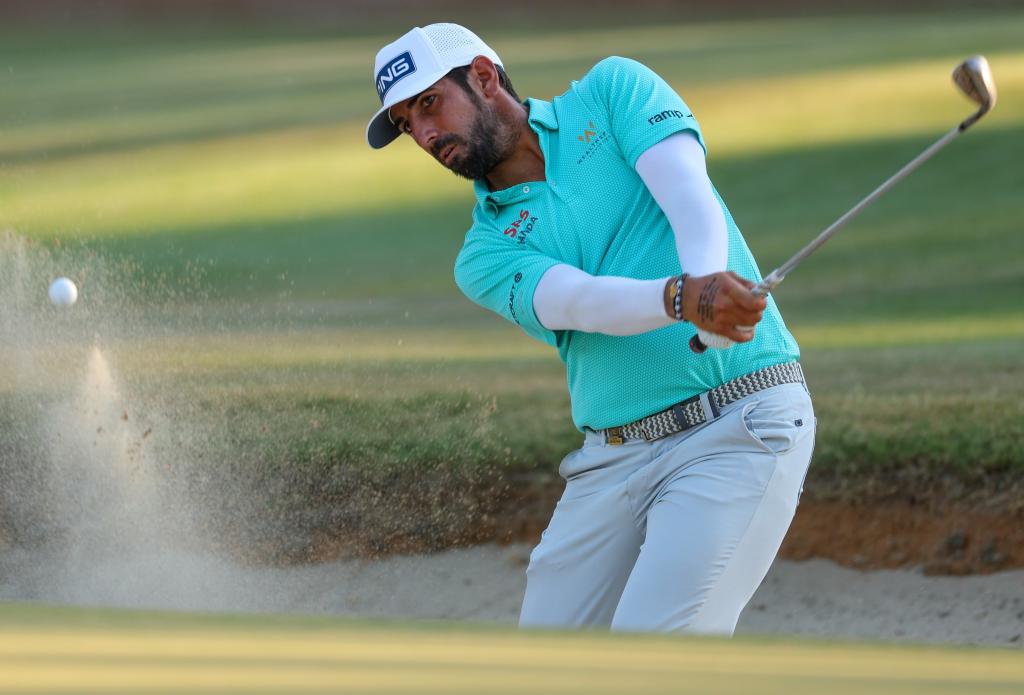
[1,3,1023,557]
[2,602,1024,695]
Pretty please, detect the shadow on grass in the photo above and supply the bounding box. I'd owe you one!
[4,11,1023,163]
[80,123,1022,325]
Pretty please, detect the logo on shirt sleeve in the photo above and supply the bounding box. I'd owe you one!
[508,272,524,324]
[647,109,692,125]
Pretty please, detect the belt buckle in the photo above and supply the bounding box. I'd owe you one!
[605,426,625,445]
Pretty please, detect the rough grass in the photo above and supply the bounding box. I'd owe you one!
[1,10,1023,548]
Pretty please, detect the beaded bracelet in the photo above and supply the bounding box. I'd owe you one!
[665,273,688,321]
[674,273,688,321]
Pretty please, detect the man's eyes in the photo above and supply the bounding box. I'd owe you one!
[397,95,437,135]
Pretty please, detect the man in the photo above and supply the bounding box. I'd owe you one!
[366,23,815,634]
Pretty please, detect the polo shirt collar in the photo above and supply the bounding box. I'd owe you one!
[473,98,557,215]
[475,178,540,210]
[525,97,558,131]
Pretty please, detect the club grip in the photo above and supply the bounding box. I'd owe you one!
[689,276,777,354]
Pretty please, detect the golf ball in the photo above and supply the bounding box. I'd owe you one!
[48,277,78,307]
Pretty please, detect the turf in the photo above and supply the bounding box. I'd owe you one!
[1,602,1022,694]
[1,9,1023,518]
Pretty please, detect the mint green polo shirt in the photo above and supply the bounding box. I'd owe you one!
[454,56,800,431]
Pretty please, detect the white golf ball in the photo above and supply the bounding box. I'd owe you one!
[48,277,78,307]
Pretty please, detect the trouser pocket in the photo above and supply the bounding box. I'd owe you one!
[741,386,814,456]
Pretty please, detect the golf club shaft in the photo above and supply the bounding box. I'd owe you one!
[691,111,976,354]
[751,123,963,297]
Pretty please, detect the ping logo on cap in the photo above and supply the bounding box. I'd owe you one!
[376,51,417,102]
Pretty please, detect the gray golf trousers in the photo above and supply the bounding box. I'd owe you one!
[519,381,815,634]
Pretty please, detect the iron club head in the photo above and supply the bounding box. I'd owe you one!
[953,55,996,129]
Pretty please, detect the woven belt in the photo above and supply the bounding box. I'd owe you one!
[602,362,805,445]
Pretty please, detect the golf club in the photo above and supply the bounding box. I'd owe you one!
[691,55,997,353]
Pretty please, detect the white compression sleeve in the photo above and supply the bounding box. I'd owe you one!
[534,264,672,336]
[634,131,728,277]
[531,131,728,337]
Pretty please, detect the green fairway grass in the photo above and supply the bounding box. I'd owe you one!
[1,8,1022,543]
[1,602,1022,694]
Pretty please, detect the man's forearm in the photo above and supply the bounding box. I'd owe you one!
[535,263,766,342]
[534,264,674,336]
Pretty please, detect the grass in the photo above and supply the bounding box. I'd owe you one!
[1,8,1023,538]
[1,602,1023,694]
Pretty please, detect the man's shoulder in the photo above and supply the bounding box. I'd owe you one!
[454,204,503,256]
[467,201,500,233]
[547,56,648,117]
[576,56,656,93]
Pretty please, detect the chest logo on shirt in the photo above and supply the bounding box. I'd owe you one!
[647,109,692,125]
[503,209,539,247]
[576,120,610,165]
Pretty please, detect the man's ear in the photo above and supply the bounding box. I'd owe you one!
[468,56,500,98]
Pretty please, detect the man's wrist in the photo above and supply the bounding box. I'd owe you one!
[663,274,688,321]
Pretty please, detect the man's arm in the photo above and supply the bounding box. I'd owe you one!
[635,131,726,278]
[637,131,767,342]
[534,264,764,339]
[533,265,671,336]
[533,132,765,338]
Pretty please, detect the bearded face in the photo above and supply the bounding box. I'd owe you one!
[389,67,523,182]
[429,91,520,181]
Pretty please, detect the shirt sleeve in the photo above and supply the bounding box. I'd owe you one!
[581,56,706,167]
[454,222,563,347]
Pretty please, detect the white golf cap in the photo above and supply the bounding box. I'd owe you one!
[366,23,502,149]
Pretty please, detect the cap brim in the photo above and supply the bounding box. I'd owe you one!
[366,103,401,149]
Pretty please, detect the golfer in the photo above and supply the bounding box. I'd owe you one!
[366,23,815,634]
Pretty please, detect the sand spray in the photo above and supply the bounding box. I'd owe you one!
[0,231,278,611]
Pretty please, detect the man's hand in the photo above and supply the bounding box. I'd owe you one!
[681,271,766,343]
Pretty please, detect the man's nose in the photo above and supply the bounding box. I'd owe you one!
[412,122,439,151]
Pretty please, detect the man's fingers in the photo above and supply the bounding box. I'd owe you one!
[727,271,756,290]
[719,324,756,343]
[684,272,766,332]
[723,275,767,312]
[714,295,764,327]
[710,306,760,341]
[732,307,765,326]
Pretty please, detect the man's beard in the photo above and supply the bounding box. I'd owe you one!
[431,103,519,181]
